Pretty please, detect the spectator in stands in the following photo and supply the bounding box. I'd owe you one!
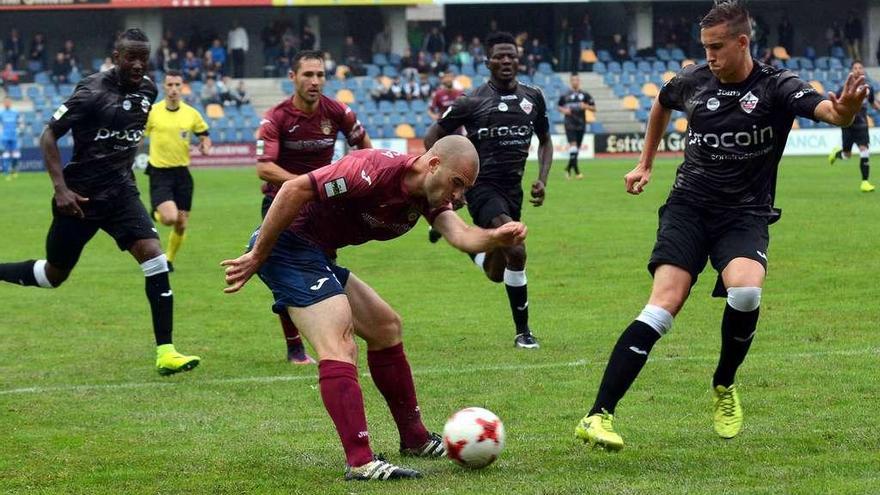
[228,21,249,78]
[166,51,181,72]
[301,25,316,51]
[4,29,23,70]
[876,38,880,66]
[28,33,47,73]
[389,76,404,101]
[555,18,574,72]
[826,22,843,56]
[62,39,78,69]
[400,48,416,71]
[577,13,594,51]
[233,79,251,107]
[403,73,421,101]
[261,23,281,76]
[276,39,296,75]
[527,37,550,69]
[373,25,393,58]
[173,38,188,62]
[209,38,227,72]
[610,33,628,61]
[468,36,485,65]
[202,51,220,81]
[429,51,448,75]
[324,51,337,76]
[200,77,221,105]
[99,57,114,72]
[448,34,465,59]
[777,16,794,54]
[1,63,19,88]
[156,38,171,72]
[844,11,862,61]
[418,72,433,99]
[422,26,446,56]
[416,51,431,74]
[183,50,202,81]
[343,35,363,75]
[50,52,70,89]
[370,75,391,102]
[516,45,529,74]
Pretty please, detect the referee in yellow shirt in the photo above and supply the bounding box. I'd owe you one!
[145,70,211,271]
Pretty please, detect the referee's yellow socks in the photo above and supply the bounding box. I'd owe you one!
[167,231,186,263]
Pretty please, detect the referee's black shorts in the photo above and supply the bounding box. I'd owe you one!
[647,201,769,297]
[146,164,194,211]
[841,125,869,152]
[46,183,159,270]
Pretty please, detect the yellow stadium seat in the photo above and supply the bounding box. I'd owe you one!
[641,82,659,98]
[206,103,224,119]
[809,80,824,93]
[335,65,351,80]
[869,116,875,128]
[622,95,639,110]
[772,46,790,60]
[455,75,472,90]
[181,83,192,96]
[379,76,392,88]
[662,71,676,83]
[791,119,800,130]
[395,123,416,139]
[581,49,598,64]
[585,110,596,123]
[674,117,688,133]
[681,59,695,68]
[336,89,355,104]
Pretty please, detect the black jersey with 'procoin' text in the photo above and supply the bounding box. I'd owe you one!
[659,61,825,214]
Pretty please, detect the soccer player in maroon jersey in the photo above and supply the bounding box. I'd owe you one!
[255,50,371,364]
[428,72,463,121]
[222,135,527,480]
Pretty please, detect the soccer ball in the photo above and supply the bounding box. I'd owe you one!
[442,407,505,469]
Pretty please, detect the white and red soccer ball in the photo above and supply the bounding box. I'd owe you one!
[443,407,505,469]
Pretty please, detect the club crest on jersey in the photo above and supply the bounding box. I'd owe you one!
[320,118,332,135]
[706,97,720,111]
[141,97,150,113]
[324,177,347,197]
[497,102,508,112]
[519,98,534,114]
[122,100,132,111]
[739,91,759,114]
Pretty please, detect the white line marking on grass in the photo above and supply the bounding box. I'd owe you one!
[1,347,876,396]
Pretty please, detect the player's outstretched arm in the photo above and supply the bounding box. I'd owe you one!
[625,98,672,195]
[256,161,299,186]
[431,210,527,253]
[815,72,869,127]
[221,175,316,293]
[40,126,89,218]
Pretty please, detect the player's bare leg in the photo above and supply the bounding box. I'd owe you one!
[345,274,444,458]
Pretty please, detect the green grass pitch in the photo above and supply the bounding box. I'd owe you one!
[1,157,878,494]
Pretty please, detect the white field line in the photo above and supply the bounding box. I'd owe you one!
[1,347,877,396]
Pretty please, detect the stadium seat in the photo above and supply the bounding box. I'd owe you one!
[6,85,22,100]
[538,62,553,75]
[784,58,799,70]
[593,61,607,74]
[395,123,416,138]
[389,53,402,66]
[364,64,380,78]
[381,66,398,78]
[622,61,637,73]
[670,48,686,61]
[410,100,427,113]
[621,95,639,110]
[372,53,388,66]
[206,104,224,119]
[772,46,791,60]
[799,58,815,70]
[597,50,612,63]
[656,48,671,61]
[585,110,596,123]
[581,49,598,64]
[667,60,681,71]
[378,100,393,114]
[26,86,41,99]
[662,71,676,83]
[607,62,622,74]
[335,89,355,104]
[414,122,427,137]
[455,75,473,90]
[460,64,476,76]
[641,82,659,98]
[636,61,652,73]
[336,65,351,79]
[477,64,490,76]
[809,80,825,93]
[673,117,688,133]
[830,46,846,59]
[34,72,50,85]
[393,100,409,113]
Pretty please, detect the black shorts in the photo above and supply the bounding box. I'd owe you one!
[648,201,769,297]
[565,128,585,147]
[842,125,869,151]
[146,165,194,211]
[261,194,274,219]
[46,185,159,270]
[465,181,523,228]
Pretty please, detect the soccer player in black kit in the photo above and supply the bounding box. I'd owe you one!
[557,73,595,179]
[0,29,201,375]
[425,31,554,349]
[574,1,868,449]
[828,60,879,192]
